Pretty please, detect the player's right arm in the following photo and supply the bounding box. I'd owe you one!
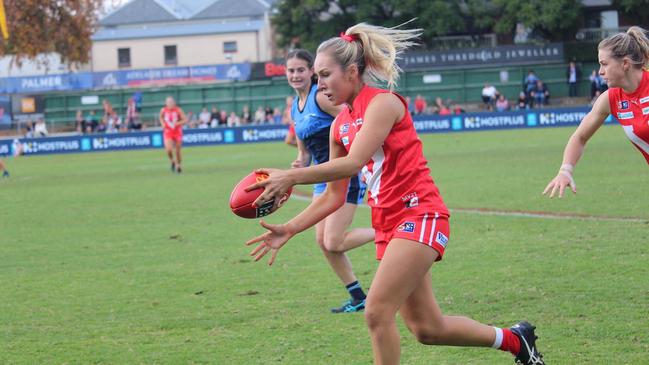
[291,137,311,168]
[246,126,349,266]
[543,90,611,198]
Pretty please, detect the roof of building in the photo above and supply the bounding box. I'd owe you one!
[93,19,265,41]
[100,0,274,26]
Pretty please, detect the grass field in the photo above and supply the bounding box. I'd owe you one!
[1,125,648,364]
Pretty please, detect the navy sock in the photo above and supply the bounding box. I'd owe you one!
[346,281,366,301]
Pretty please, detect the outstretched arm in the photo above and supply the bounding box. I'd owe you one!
[543,90,611,198]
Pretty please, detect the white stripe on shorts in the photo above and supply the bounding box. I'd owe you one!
[428,212,439,246]
[419,213,428,242]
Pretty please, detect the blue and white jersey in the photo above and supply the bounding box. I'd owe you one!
[291,84,334,164]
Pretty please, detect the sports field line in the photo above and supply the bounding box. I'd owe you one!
[289,191,648,223]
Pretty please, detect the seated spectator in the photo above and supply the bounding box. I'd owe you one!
[481,83,498,111]
[75,110,86,134]
[254,106,265,124]
[405,96,415,115]
[86,110,98,133]
[219,110,228,126]
[198,115,209,129]
[495,94,510,112]
[273,107,282,123]
[451,103,465,114]
[96,120,106,133]
[530,80,550,107]
[126,98,142,131]
[34,119,48,137]
[227,111,241,127]
[186,111,198,129]
[523,70,539,96]
[516,92,528,110]
[436,98,452,115]
[24,120,34,138]
[199,107,211,126]
[414,94,427,114]
[105,112,121,133]
[241,105,251,124]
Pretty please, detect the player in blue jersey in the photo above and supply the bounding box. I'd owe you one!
[286,49,375,313]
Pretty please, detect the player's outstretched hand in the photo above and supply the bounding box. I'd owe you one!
[245,220,294,266]
[245,168,294,208]
[542,171,576,198]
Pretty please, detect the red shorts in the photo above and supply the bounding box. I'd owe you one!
[374,212,450,261]
[288,122,295,136]
[164,129,183,143]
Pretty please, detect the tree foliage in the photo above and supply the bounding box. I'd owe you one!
[272,0,583,52]
[0,0,102,65]
[613,0,649,26]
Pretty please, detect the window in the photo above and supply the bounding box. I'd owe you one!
[118,48,131,68]
[164,45,177,66]
[223,41,237,53]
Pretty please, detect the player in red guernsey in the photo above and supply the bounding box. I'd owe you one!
[544,26,649,198]
[245,23,543,365]
[159,96,187,173]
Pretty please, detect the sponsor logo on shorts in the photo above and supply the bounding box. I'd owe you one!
[341,136,350,146]
[339,123,349,135]
[617,111,634,120]
[354,118,363,126]
[639,96,649,104]
[642,106,649,115]
[435,232,449,247]
[618,100,629,110]
[397,222,416,233]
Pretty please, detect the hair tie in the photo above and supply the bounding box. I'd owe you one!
[339,32,357,43]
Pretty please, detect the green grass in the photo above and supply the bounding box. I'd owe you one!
[1,125,648,364]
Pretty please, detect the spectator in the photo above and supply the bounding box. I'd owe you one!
[495,94,510,112]
[566,61,581,97]
[405,96,415,115]
[435,97,452,115]
[126,98,142,131]
[102,99,114,123]
[523,70,539,96]
[264,106,273,123]
[589,69,606,99]
[198,114,209,129]
[105,112,121,133]
[75,110,86,134]
[24,120,34,138]
[86,110,98,133]
[414,94,427,114]
[227,111,241,127]
[531,80,550,107]
[199,107,211,126]
[186,111,198,129]
[221,110,229,126]
[241,105,251,124]
[253,106,265,124]
[96,119,107,133]
[481,83,498,111]
[34,119,48,137]
[210,106,220,126]
[516,91,528,110]
[273,107,282,123]
[451,103,465,114]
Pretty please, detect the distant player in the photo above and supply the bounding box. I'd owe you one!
[286,49,374,313]
[544,26,649,198]
[159,96,187,173]
[0,158,9,178]
[246,23,544,364]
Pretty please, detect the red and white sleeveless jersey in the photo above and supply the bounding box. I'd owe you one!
[333,85,448,228]
[162,107,182,132]
[608,70,649,164]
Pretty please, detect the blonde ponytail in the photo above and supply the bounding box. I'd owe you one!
[599,26,649,70]
[317,21,421,90]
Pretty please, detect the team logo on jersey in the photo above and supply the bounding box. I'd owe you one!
[397,222,416,233]
[435,231,449,248]
[618,100,629,110]
[643,106,649,115]
[339,123,349,135]
[639,96,649,104]
[341,136,350,146]
[617,111,634,120]
[353,118,363,127]
[401,192,419,208]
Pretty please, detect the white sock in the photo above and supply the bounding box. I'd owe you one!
[491,327,503,349]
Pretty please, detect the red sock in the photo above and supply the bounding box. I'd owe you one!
[499,328,521,355]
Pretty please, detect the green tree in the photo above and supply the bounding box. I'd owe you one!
[492,0,582,41]
[0,0,102,65]
[613,0,649,26]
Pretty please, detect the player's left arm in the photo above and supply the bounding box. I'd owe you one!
[248,93,403,207]
[177,108,188,126]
